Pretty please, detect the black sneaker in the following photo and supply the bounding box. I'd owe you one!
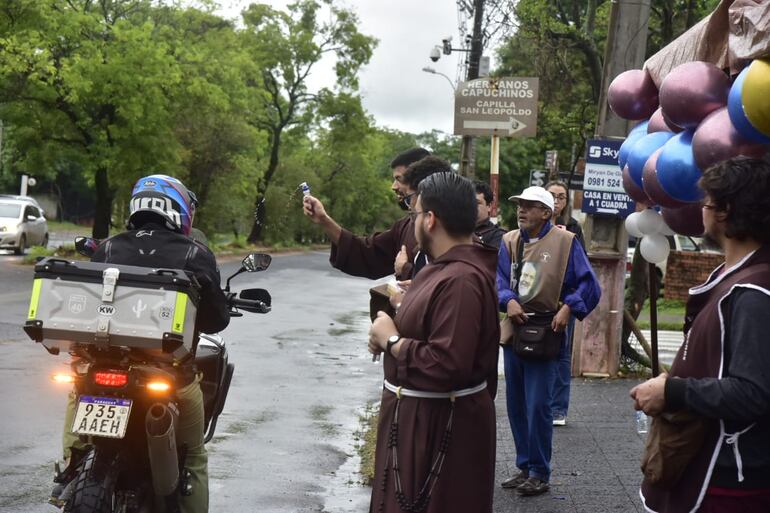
[501,470,529,489]
[517,477,550,496]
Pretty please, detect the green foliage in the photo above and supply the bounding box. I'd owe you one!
[0,0,723,247]
[355,402,379,485]
[647,0,722,54]
[22,243,82,265]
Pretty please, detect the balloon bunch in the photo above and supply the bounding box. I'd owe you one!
[608,60,770,263]
[624,209,674,264]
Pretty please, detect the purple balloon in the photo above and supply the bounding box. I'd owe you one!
[622,164,652,205]
[659,61,730,129]
[656,131,704,203]
[661,109,685,133]
[692,106,768,171]
[642,148,687,208]
[648,107,678,133]
[608,69,659,120]
[661,204,704,237]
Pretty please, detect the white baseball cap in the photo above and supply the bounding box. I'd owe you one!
[508,186,555,212]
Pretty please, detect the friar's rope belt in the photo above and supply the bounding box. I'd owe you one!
[383,379,487,400]
[378,379,487,513]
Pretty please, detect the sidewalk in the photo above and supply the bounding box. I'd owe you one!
[493,377,645,513]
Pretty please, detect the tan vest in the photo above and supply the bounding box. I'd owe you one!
[502,226,574,313]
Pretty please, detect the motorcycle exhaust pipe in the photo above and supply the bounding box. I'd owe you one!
[145,403,180,497]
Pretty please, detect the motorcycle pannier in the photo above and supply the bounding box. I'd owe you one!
[24,257,200,361]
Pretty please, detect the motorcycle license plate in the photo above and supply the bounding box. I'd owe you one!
[72,396,133,439]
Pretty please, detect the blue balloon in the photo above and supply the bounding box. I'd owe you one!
[656,131,704,203]
[727,65,770,144]
[626,131,674,188]
[618,120,650,169]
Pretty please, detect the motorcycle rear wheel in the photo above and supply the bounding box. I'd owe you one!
[63,448,118,513]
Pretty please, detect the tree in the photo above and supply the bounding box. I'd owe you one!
[0,0,182,237]
[239,0,376,243]
[149,6,265,234]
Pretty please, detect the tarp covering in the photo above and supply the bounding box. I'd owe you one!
[644,0,770,86]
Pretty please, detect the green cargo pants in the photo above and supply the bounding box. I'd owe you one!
[62,374,208,513]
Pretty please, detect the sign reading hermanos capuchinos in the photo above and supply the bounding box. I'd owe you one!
[454,77,539,137]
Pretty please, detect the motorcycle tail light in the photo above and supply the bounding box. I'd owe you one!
[146,381,171,393]
[52,373,76,384]
[94,371,129,387]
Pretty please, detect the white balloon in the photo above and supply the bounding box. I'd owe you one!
[659,219,675,236]
[637,208,663,235]
[640,234,671,264]
[625,212,644,238]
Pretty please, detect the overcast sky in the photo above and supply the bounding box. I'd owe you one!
[211,0,485,135]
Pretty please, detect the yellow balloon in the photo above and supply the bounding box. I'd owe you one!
[742,58,770,136]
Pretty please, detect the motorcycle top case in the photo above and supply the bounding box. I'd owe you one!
[24,257,200,361]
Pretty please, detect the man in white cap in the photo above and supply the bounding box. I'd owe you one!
[496,186,600,496]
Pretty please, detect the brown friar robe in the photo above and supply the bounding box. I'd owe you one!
[370,243,499,513]
[330,215,417,281]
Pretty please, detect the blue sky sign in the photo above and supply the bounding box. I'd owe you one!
[581,139,636,218]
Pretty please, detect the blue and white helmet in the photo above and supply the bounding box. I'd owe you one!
[128,175,198,236]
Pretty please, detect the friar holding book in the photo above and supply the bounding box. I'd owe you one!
[367,172,499,513]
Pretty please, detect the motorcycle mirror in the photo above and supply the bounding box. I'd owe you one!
[74,236,99,258]
[242,253,271,273]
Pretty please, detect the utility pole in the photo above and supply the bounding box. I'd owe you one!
[458,0,485,177]
[574,0,651,377]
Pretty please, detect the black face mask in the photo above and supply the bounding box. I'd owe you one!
[398,198,409,211]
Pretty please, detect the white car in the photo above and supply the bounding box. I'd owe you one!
[626,234,703,285]
[0,196,49,254]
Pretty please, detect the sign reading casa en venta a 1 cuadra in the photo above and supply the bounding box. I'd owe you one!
[454,77,539,138]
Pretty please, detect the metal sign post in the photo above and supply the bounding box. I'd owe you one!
[490,135,500,223]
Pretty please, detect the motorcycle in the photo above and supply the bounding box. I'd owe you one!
[25,239,272,512]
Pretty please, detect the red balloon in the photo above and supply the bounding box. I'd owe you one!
[692,106,768,171]
[648,107,679,133]
[661,204,704,237]
[659,61,730,129]
[642,148,688,208]
[608,69,659,120]
[622,164,652,205]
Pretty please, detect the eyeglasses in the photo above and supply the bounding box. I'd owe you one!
[409,210,429,220]
[517,203,544,211]
[551,194,567,201]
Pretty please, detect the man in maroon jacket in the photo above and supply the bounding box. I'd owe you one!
[303,150,455,281]
[631,156,770,513]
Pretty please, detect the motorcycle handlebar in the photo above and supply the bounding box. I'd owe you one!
[228,296,271,314]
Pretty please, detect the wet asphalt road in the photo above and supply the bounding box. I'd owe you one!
[0,250,383,512]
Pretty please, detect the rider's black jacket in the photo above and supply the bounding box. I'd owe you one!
[91,222,230,338]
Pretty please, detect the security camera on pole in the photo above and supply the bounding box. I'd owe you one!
[427,0,486,177]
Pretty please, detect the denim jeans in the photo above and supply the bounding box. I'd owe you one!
[551,316,576,417]
[502,344,560,481]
